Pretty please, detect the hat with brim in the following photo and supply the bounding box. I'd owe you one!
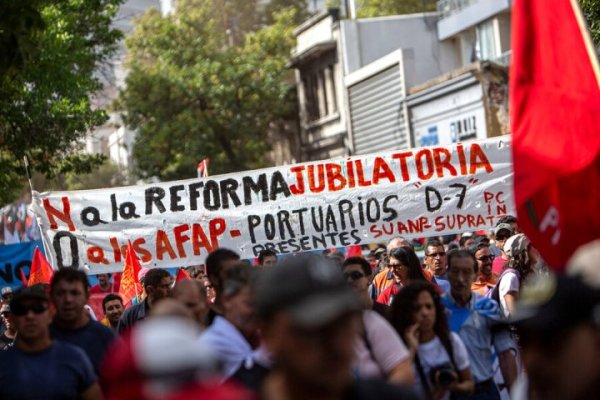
[494,223,514,236]
[9,285,49,309]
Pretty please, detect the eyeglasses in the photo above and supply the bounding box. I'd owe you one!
[476,255,495,262]
[343,271,365,281]
[426,252,446,258]
[11,303,48,317]
[387,263,405,270]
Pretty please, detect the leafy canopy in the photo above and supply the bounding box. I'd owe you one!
[119,0,297,181]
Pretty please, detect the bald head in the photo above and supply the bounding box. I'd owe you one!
[150,298,194,321]
[387,237,413,253]
[172,279,208,327]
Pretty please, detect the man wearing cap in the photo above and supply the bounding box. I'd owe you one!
[491,222,514,274]
[0,287,12,336]
[443,250,518,400]
[0,285,102,399]
[512,275,600,400]
[118,267,171,333]
[50,268,116,374]
[0,304,16,350]
[255,254,418,400]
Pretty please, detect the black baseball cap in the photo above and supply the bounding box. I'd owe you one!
[513,274,600,335]
[254,254,362,328]
[9,285,49,310]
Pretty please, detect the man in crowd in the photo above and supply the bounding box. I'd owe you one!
[442,250,517,400]
[257,249,277,268]
[469,239,498,295]
[205,248,240,325]
[423,238,450,292]
[459,232,475,249]
[198,263,260,378]
[50,269,116,374]
[172,278,209,329]
[0,285,102,399]
[372,237,412,299]
[491,220,515,273]
[512,274,600,400]
[0,304,15,350]
[90,273,115,294]
[0,287,12,335]
[255,254,418,400]
[118,267,171,332]
[101,293,124,331]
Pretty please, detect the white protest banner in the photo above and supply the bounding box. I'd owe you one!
[31,136,514,273]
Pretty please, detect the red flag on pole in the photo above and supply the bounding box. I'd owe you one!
[346,245,362,258]
[27,247,54,286]
[197,158,210,178]
[175,267,191,283]
[510,0,600,269]
[119,241,143,307]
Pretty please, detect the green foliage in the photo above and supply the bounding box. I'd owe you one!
[356,0,437,18]
[119,0,297,181]
[0,0,123,204]
[580,0,600,46]
[66,160,127,190]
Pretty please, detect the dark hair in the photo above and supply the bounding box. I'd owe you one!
[143,268,170,289]
[388,247,428,282]
[458,235,473,248]
[497,215,517,225]
[205,248,240,278]
[447,242,459,252]
[342,256,371,277]
[102,293,123,312]
[389,281,453,358]
[467,238,489,256]
[447,249,478,273]
[50,269,90,294]
[222,262,254,297]
[424,238,444,254]
[258,249,277,265]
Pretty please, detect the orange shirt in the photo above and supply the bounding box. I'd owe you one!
[471,273,498,296]
[372,268,394,298]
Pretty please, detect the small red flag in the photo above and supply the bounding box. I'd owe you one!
[197,158,210,178]
[118,241,142,306]
[175,267,191,283]
[510,0,600,269]
[346,245,362,258]
[28,247,54,286]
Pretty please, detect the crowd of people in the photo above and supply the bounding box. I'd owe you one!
[0,216,598,400]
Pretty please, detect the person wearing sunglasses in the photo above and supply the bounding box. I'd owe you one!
[342,257,415,386]
[0,285,102,400]
[468,239,498,296]
[0,304,15,350]
[377,247,432,307]
[423,239,451,294]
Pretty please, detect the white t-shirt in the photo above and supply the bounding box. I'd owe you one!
[353,310,410,379]
[498,270,520,318]
[414,332,470,400]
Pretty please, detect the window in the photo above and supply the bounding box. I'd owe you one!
[301,62,338,123]
[476,20,499,61]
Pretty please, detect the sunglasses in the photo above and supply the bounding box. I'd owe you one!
[476,255,495,262]
[426,252,446,258]
[11,303,48,317]
[343,271,365,281]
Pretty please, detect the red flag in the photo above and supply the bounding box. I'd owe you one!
[175,267,191,282]
[510,0,600,269]
[27,247,54,286]
[119,241,142,306]
[346,245,362,258]
[197,158,210,178]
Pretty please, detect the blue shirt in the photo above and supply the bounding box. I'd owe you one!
[0,340,96,399]
[50,319,116,374]
[442,292,516,383]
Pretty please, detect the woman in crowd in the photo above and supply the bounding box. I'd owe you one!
[341,257,414,386]
[389,281,474,400]
[377,247,431,306]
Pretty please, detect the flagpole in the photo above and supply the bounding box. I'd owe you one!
[569,0,600,87]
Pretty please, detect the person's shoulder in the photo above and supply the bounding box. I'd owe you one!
[87,319,117,339]
[349,380,420,400]
[52,339,90,359]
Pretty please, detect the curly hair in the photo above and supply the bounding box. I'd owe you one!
[388,281,454,358]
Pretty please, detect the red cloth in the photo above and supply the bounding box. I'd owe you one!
[27,247,54,286]
[175,268,191,282]
[346,245,362,258]
[510,0,600,269]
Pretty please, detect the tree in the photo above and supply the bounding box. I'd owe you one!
[119,0,297,181]
[0,0,123,204]
[579,0,600,46]
[356,0,437,18]
[65,160,127,190]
